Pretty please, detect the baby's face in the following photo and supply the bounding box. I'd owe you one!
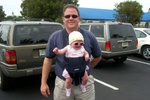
[70,40,84,50]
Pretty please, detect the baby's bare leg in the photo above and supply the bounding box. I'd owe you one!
[82,70,88,85]
[65,77,72,96]
[62,69,73,96]
[65,77,72,89]
[80,70,88,92]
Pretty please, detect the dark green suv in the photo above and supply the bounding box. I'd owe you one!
[0,21,63,90]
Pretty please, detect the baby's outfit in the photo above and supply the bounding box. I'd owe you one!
[62,45,89,96]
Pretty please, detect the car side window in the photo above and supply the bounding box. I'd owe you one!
[144,30,150,35]
[134,30,146,38]
[0,25,10,45]
[80,25,89,30]
[91,25,104,37]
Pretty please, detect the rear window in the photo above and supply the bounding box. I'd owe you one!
[109,25,135,38]
[13,24,63,46]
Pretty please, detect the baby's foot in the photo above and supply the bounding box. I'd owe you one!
[80,85,86,92]
[66,88,71,96]
[66,91,71,96]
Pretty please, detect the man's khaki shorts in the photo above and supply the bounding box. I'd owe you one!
[54,75,95,100]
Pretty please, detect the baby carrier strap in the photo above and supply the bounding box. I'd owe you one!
[56,29,68,70]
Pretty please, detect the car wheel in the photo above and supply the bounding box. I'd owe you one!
[141,46,150,60]
[0,68,10,90]
[113,57,127,63]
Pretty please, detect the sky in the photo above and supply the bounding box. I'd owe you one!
[0,0,149,16]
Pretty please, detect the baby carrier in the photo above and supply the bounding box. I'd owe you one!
[58,29,89,86]
[64,56,88,86]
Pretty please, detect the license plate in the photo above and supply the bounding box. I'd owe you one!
[122,42,128,47]
[39,49,46,56]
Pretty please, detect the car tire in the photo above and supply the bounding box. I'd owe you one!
[113,57,127,63]
[0,68,10,90]
[141,46,150,60]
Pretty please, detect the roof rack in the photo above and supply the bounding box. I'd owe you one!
[3,18,53,22]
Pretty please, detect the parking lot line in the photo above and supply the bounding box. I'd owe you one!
[127,58,150,66]
[94,78,119,90]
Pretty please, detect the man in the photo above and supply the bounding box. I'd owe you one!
[40,4,101,100]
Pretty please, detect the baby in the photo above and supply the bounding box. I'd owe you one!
[53,31,89,96]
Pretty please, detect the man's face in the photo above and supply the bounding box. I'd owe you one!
[62,8,80,30]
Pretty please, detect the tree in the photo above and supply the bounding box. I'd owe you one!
[20,0,78,22]
[4,15,24,21]
[0,6,6,21]
[114,1,143,25]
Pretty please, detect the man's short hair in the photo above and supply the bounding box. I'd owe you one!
[63,4,80,16]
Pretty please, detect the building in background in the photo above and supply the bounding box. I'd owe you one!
[78,7,150,28]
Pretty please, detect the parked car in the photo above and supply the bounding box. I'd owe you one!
[0,21,63,90]
[134,28,150,60]
[80,22,138,63]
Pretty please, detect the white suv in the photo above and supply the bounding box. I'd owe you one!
[134,28,150,60]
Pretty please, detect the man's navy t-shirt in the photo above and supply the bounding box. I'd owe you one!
[45,28,101,79]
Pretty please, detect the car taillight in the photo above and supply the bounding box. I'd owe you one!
[136,39,138,47]
[105,41,111,51]
[5,50,17,64]
[118,22,123,25]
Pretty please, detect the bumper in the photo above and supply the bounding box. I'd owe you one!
[0,63,55,78]
[102,49,139,59]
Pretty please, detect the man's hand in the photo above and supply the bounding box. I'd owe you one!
[40,83,50,98]
[85,55,89,61]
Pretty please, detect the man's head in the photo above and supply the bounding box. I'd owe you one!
[63,4,80,17]
[62,4,81,33]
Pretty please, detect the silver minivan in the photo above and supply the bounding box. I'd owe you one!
[0,21,63,90]
[80,22,138,63]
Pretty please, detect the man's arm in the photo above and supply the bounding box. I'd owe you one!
[90,56,101,68]
[41,57,52,84]
[40,57,53,98]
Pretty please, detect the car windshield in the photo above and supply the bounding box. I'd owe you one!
[13,24,63,46]
[143,29,150,35]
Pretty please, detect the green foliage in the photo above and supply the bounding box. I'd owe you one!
[20,0,78,22]
[114,1,143,25]
[4,15,24,21]
[0,7,6,21]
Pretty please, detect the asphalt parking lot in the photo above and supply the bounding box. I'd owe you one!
[93,54,150,100]
[0,54,150,100]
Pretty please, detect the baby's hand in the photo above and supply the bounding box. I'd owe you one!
[53,47,58,53]
[84,51,89,61]
[85,55,89,61]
